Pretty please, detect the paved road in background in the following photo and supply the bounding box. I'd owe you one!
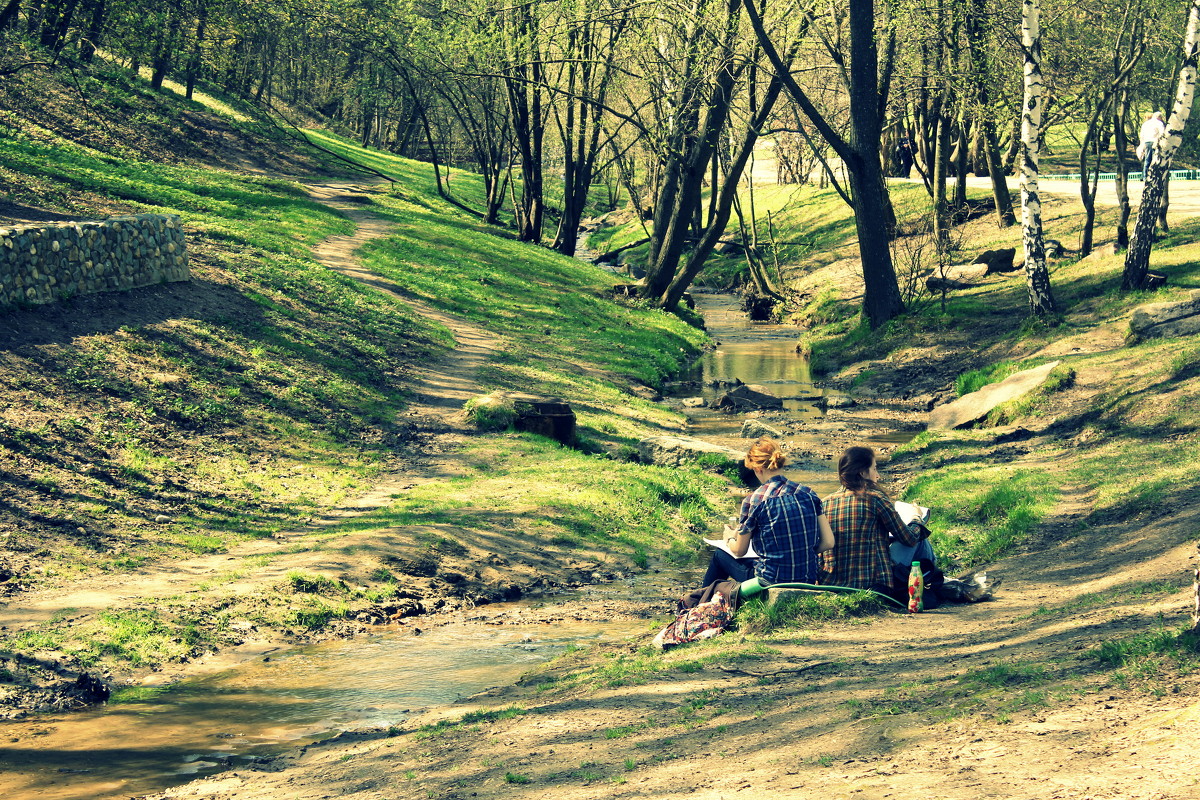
[960,175,1200,220]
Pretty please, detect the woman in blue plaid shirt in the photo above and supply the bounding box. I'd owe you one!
[701,437,834,587]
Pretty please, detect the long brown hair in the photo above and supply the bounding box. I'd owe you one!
[837,446,886,497]
[745,436,788,471]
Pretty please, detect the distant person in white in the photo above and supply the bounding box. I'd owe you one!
[1137,111,1166,178]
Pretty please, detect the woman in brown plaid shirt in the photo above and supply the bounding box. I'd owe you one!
[820,446,926,595]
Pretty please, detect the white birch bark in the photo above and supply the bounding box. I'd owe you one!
[1019,0,1056,316]
[1192,565,1199,633]
[1123,0,1200,289]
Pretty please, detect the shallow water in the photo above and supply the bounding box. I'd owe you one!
[672,292,827,438]
[670,291,914,492]
[0,290,898,800]
[0,613,645,800]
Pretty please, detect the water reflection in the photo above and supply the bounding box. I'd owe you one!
[0,618,640,800]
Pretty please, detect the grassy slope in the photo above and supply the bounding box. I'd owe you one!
[0,65,732,682]
[584,167,1200,693]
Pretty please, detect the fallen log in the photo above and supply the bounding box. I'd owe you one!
[592,237,650,264]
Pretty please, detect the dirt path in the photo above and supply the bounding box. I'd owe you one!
[137,279,1200,800]
[142,491,1200,800]
[304,180,504,419]
[0,181,503,634]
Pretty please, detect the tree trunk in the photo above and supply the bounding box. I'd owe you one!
[661,73,786,310]
[0,0,20,32]
[1124,0,1200,290]
[953,116,970,216]
[644,1,743,302]
[1114,92,1133,249]
[932,107,951,246]
[1019,0,1057,317]
[77,0,104,63]
[1191,561,1199,633]
[185,4,208,101]
[38,0,79,51]
[965,0,1015,227]
[151,10,183,91]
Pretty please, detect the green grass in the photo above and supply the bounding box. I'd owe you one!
[736,590,887,634]
[0,118,455,557]
[1091,625,1200,694]
[898,461,1058,569]
[12,610,205,669]
[313,434,728,568]
[955,360,1027,396]
[414,706,528,740]
[0,65,750,680]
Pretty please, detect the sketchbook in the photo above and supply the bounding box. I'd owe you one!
[895,501,931,526]
[703,531,760,560]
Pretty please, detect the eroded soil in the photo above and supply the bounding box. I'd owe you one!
[2,178,1198,800]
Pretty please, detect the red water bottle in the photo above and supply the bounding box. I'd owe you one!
[907,561,924,613]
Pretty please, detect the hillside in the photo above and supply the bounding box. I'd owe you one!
[1,60,1199,800]
[0,62,722,716]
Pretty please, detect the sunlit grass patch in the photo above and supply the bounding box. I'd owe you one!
[1090,624,1200,695]
[903,464,1057,568]
[736,590,887,634]
[1071,436,1200,524]
[413,705,528,740]
[328,435,729,564]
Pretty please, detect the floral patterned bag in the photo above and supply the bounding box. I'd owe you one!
[653,592,733,649]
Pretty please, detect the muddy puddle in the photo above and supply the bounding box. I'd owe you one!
[0,610,647,800]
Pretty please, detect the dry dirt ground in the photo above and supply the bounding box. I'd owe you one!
[123,193,1199,800]
[4,181,1199,800]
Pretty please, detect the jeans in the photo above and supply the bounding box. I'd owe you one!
[701,549,756,587]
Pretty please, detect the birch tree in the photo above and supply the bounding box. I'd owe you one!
[1122,0,1200,291]
[1018,0,1056,317]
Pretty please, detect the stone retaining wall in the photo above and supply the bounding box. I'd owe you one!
[0,214,188,310]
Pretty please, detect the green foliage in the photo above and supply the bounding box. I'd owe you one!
[504,772,532,784]
[736,591,885,634]
[903,466,1056,568]
[464,392,518,431]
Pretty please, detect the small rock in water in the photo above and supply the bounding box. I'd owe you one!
[823,394,856,409]
[740,419,782,439]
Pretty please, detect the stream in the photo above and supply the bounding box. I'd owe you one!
[1,290,841,800]
[0,598,652,800]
